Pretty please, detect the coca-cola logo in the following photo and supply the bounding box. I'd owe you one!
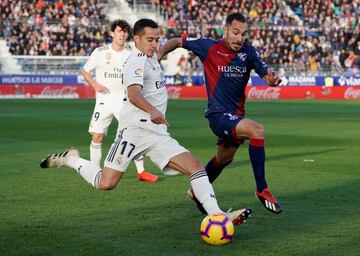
[41,86,77,95]
[344,87,360,99]
[32,86,79,98]
[247,87,281,100]
[167,87,181,99]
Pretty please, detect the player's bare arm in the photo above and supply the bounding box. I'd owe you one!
[263,68,282,87]
[80,69,109,93]
[127,84,169,126]
[157,38,182,61]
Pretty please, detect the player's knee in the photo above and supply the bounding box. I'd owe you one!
[252,123,265,138]
[191,159,204,172]
[92,133,104,143]
[99,179,117,190]
[186,157,205,176]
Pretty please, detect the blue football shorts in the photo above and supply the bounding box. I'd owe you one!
[207,112,246,148]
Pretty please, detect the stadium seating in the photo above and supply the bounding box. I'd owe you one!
[0,0,110,56]
[159,0,359,75]
[0,0,359,76]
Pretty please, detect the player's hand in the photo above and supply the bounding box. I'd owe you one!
[263,69,282,87]
[150,109,169,126]
[92,82,109,93]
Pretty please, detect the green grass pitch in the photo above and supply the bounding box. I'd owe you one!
[0,99,359,255]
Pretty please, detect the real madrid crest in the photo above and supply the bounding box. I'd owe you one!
[105,52,112,64]
[116,155,123,164]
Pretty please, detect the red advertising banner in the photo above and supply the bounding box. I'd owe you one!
[166,86,360,100]
[246,86,360,100]
[0,84,95,99]
[0,84,360,100]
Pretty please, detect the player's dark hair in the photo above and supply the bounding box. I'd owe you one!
[225,13,248,26]
[110,19,131,33]
[133,18,158,36]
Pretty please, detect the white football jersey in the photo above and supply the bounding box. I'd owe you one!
[119,47,168,135]
[83,44,131,105]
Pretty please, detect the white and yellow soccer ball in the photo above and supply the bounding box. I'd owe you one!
[200,214,235,245]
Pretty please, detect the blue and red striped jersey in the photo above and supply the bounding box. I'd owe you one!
[182,38,268,115]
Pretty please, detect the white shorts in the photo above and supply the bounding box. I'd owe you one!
[88,101,121,135]
[104,127,188,175]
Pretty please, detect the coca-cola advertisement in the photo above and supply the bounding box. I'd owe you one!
[0,84,95,99]
[0,84,359,100]
[344,87,360,100]
[163,86,360,100]
[247,87,281,100]
[244,86,360,100]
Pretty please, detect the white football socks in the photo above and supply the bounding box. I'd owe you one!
[90,141,102,166]
[134,156,145,173]
[189,170,223,214]
[66,155,102,188]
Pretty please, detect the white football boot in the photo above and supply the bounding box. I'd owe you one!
[40,148,79,168]
[226,208,252,226]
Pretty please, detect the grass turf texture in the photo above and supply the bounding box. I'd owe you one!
[0,99,359,256]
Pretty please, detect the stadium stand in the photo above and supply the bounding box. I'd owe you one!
[0,0,359,76]
[159,0,359,76]
[1,0,110,56]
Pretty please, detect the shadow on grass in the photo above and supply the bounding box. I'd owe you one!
[1,179,359,256]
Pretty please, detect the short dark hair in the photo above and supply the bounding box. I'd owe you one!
[110,19,131,33]
[225,13,248,26]
[133,18,158,36]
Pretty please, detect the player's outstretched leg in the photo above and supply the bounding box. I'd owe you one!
[134,156,158,182]
[188,187,252,225]
[187,188,252,224]
[188,170,251,226]
[40,148,79,168]
[40,148,103,189]
[256,188,282,214]
[188,145,237,214]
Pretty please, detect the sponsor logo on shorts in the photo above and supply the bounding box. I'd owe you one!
[224,113,239,120]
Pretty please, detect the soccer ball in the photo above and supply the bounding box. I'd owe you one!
[200,214,234,245]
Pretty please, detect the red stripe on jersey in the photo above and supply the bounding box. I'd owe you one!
[203,41,237,96]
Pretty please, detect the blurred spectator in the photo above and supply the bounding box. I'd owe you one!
[160,0,359,75]
[174,72,185,85]
[1,0,359,76]
[1,0,109,56]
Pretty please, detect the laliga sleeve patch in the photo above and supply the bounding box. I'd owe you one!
[134,68,143,77]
